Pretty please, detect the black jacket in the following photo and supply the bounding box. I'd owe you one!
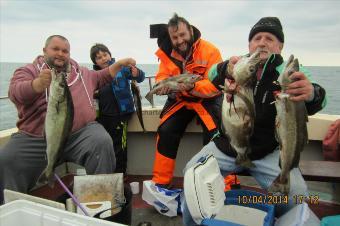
[210,54,326,160]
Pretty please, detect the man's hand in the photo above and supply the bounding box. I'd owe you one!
[130,66,139,78]
[109,58,136,78]
[118,58,136,67]
[178,82,194,92]
[286,71,314,102]
[155,86,171,95]
[32,69,52,93]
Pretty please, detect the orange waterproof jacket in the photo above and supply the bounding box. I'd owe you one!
[154,28,222,131]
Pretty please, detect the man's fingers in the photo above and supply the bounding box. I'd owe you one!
[289,94,307,102]
[289,71,305,80]
[156,86,170,95]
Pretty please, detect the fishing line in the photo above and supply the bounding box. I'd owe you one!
[54,173,90,216]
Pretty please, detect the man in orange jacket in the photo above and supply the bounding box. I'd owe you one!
[150,13,224,187]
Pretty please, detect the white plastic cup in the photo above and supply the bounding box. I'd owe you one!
[130,181,140,194]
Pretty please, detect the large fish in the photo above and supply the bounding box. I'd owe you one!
[268,55,308,194]
[145,73,202,104]
[220,50,261,168]
[131,80,146,132]
[38,68,74,186]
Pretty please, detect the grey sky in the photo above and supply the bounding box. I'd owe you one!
[1,0,339,66]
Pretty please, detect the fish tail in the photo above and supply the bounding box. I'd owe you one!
[137,111,146,132]
[37,167,55,188]
[142,126,146,133]
[145,92,153,104]
[268,174,290,194]
[37,168,48,185]
[47,174,56,188]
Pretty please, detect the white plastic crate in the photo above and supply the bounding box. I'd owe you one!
[0,200,126,226]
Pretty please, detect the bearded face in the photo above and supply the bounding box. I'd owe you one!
[168,22,194,58]
[43,37,70,71]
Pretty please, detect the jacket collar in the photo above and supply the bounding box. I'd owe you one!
[34,55,80,79]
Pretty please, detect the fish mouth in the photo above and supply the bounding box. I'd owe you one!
[194,75,203,81]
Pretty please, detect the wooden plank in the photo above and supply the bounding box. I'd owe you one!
[299,160,340,183]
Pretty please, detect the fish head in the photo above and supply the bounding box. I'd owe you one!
[233,50,261,86]
[50,69,68,98]
[186,74,203,83]
[177,73,202,84]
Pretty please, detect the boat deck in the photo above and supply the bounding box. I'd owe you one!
[131,197,182,226]
[6,173,340,226]
[129,175,183,226]
[126,175,340,226]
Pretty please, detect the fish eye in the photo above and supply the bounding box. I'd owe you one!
[249,66,255,73]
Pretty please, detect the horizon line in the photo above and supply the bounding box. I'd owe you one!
[0,61,339,67]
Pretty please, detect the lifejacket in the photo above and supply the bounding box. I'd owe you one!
[154,27,222,131]
[323,119,340,161]
[224,174,240,192]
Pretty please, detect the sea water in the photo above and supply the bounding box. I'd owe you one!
[0,62,339,131]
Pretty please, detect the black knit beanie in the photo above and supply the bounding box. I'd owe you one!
[248,17,284,43]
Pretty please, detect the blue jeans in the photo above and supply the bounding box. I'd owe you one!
[182,141,308,226]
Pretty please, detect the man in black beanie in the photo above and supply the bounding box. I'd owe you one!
[249,17,284,43]
[182,17,327,226]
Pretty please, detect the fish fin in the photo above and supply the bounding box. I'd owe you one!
[292,150,301,168]
[278,156,282,169]
[236,154,255,168]
[219,85,227,92]
[228,101,232,117]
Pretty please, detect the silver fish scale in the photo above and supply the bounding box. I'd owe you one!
[39,69,74,185]
[221,50,261,168]
[270,55,308,194]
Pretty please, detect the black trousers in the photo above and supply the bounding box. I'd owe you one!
[157,107,215,159]
[97,114,131,174]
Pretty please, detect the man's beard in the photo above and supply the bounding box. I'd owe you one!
[173,36,194,58]
[45,56,69,72]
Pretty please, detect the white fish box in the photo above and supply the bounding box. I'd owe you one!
[0,199,126,226]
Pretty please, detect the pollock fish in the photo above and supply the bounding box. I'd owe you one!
[268,55,308,194]
[221,50,261,168]
[131,80,146,132]
[145,73,202,103]
[38,68,74,186]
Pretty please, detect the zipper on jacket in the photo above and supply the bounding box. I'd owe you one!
[254,54,275,96]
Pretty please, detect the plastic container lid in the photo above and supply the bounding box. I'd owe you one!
[184,154,225,224]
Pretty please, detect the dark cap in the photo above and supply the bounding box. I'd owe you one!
[248,17,284,43]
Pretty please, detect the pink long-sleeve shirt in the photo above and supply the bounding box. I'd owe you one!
[8,56,112,137]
